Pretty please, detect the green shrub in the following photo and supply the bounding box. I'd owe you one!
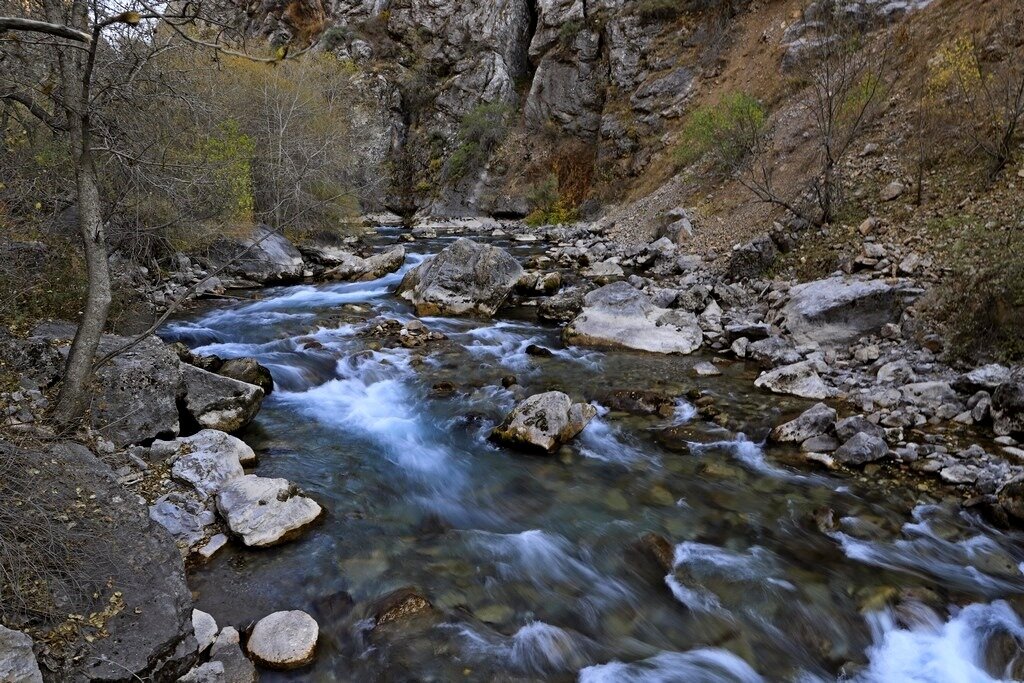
[673,92,765,172]
[444,103,515,180]
[636,0,683,24]
[524,173,580,226]
[189,119,256,222]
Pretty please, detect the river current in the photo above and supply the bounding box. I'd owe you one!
[163,230,1024,682]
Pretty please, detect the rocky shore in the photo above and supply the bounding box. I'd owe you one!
[3,216,1024,679]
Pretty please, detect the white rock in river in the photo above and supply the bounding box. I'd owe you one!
[754,361,833,400]
[246,611,319,670]
[563,282,703,354]
[181,365,265,433]
[769,402,837,443]
[492,391,597,452]
[177,661,225,683]
[192,609,218,654]
[397,237,523,317]
[0,625,42,683]
[216,475,322,547]
[163,429,256,498]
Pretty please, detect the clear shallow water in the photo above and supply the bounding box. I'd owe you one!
[163,232,1024,682]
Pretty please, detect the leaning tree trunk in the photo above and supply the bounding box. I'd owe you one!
[51,13,113,425]
[53,129,112,425]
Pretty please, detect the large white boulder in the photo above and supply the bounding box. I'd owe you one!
[563,282,703,354]
[397,238,524,316]
[782,276,907,345]
[163,430,256,499]
[246,611,319,670]
[216,475,322,547]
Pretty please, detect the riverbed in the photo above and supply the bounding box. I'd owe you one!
[163,230,1024,682]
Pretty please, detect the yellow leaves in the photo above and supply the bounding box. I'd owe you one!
[926,36,982,103]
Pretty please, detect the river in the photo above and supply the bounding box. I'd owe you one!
[162,229,1024,682]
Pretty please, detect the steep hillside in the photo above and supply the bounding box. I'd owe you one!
[235,0,1014,230]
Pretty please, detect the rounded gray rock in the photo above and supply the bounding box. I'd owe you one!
[246,610,319,670]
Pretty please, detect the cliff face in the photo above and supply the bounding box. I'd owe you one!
[238,0,940,222]
[239,0,700,218]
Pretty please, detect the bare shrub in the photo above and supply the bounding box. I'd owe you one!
[0,441,100,622]
[923,3,1024,182]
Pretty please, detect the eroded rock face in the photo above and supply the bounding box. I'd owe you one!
[564,282,703,354]
[210,226,305,286]
[216,475,322,547]
[0,330,64,389]
[397,238,523,317]
[492,391,597,452]
[181,365,265,433]
[8,441,198,680]
[247,611,319,670]
[91,335,184,447]
[782,277,908,345]
[993,380,1024,437]
[0,626,42,683]
[769,402,837,443]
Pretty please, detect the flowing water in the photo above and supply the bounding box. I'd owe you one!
[164,231,1024,682]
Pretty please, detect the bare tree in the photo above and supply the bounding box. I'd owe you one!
[0,0,309,425]
[945,2,1024,181]
[725,2,895,224]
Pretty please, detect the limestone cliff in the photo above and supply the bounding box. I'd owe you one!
[235,0,942,223]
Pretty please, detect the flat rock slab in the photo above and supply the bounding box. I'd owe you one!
[564,282,703,354]
[182,365,265,433]
[216,475,322,547]
[4,441,196,680]
[755,361,833,400]
[247,611,319,670]
[164,430,256,498]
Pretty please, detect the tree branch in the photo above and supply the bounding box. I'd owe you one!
[0,16,92,43]
[0,91,66,131]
